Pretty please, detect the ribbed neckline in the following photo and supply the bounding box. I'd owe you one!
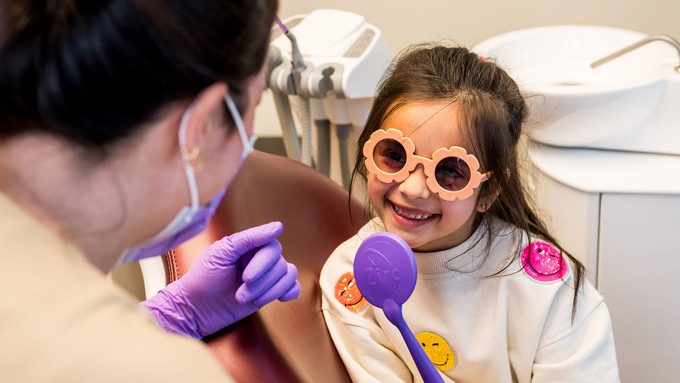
[358,218,496,278]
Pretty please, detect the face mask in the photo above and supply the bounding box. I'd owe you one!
[118,94,256,264]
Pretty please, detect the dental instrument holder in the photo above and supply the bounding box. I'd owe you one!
[270,19,312,167]
[353,232,444,383]
[269,10,392,189]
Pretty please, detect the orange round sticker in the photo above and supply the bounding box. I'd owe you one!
[334,272,368,313]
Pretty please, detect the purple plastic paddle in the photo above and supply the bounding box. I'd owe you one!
[353,232,444,383]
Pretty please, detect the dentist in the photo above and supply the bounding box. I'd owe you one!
[0,0,298,381]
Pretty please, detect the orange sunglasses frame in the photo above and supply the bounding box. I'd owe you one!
[363,128,489,201]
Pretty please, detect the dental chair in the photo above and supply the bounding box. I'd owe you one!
[163,150,368,382]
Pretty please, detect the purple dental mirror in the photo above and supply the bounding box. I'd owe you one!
[353,232,444,383]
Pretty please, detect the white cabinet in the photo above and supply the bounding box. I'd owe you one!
[528,144,680,383]
[530,168,601,284]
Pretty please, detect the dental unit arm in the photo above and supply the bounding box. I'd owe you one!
[268,9,392,188]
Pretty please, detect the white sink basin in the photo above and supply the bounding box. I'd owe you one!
[473,25,679,147]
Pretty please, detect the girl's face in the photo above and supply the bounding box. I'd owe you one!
[367,101,483,252]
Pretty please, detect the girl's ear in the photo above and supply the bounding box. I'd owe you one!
[476,193,498,213]
[476,169,509,213]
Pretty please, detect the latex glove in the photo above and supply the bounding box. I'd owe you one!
[140,221,300,338]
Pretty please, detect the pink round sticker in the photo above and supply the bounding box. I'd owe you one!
[521,242,568,282]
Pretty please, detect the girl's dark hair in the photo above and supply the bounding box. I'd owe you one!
[350,43,585,317]
[0,0,277,155]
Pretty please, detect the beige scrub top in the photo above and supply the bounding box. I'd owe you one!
[0,192,234,382]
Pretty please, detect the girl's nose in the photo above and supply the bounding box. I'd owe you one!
[398,165,431,200]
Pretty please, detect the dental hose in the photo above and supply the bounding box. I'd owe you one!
[272,89,302,161]
[315,119,331,176]
[298,96,313,167]
[336,123,352,190]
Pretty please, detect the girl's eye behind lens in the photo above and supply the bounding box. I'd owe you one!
[374,139,407,173]
[435,157,471,191]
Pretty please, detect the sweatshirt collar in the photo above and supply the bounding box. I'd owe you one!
[359,218,504,277]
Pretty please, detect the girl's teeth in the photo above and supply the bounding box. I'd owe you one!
[394,204,433,220]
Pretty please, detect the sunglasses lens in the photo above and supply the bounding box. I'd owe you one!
[373,139,407,174]
[435,156,471,191]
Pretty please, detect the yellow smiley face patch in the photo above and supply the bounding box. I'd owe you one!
[416,331,456,371]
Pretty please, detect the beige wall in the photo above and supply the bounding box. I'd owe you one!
[279,0,680,52]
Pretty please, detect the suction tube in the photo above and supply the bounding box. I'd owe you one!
[272,90,302,161]
[298,96,313,166]
[336,123,352,189]
[315,119,331,176]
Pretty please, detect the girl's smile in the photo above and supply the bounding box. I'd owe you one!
[391,201,436,222]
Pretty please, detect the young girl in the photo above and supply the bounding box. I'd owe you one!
[320,45,619,382]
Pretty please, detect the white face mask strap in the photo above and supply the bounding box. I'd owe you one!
[176,93,254,211]
[224,94,257,155]
[178,100,201,209]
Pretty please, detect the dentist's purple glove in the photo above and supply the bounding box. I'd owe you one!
[140,221,300,339]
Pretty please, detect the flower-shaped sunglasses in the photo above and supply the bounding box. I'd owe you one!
[363,129,489,201]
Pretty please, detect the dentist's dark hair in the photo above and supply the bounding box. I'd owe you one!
[351,44,585,319]
[0,0,277,155]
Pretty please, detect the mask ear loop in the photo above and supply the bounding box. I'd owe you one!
[178,100,201,210]
[224,94,257,155]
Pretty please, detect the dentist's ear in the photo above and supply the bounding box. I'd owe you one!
[181,82,229,168]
